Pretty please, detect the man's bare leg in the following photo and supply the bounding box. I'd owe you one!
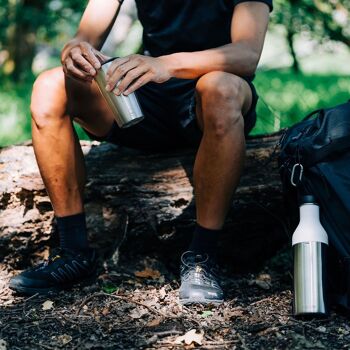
[9,67,116,294]
[194,71,252,230]
[179,71,253,305]
[30,67,114,217]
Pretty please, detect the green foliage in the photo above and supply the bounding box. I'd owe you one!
[101,281,118,294]
[0,0,87,80]
[271,0,350,45]
[0,0,86,42]
[0,74,33,146]
[1,69,349,146]
[253,69,350,135]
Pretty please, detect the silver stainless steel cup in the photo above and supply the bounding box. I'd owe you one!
[94,57,144,128]
[293,241,329,317]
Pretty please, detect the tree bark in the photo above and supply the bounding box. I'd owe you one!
[286,27,300,74]
[0,134,290,271]
[7,0,45,82]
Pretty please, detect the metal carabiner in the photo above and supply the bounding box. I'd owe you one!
[290,163,304,187]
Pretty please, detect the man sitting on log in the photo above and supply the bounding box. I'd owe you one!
[10,0,272,304]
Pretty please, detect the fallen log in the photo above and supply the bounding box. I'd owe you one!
[0,134,289,271]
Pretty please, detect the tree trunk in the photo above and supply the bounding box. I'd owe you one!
[286,27,300,74]
[7,0,45,82]
[0,134,290,271]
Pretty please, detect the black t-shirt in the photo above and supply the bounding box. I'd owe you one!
[134,0,273,57]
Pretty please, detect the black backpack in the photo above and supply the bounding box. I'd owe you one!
[278,101,350,313]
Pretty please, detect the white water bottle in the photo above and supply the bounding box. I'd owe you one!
[292,195,329,318]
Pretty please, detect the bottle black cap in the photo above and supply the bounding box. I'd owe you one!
[299,194,317,204]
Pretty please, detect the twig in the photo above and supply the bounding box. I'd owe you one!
[153,330,183,337]
[236,332,249,350]
[202,341,238,349]
[111,213,129,266]
[272,314,340,337]
[75,292,173,318]
[155,340,237,350]
[252,200,291,240]
[250,296,273,306]
[22,292,40,316]
[23,293,39,303]
[38,343,55,350]
[289,318,339,337]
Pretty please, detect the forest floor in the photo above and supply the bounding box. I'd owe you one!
[1,244,350,350]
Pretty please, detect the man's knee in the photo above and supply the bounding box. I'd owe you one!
[196,71,244,136]
[30,67,67,129]
[196,71,244,105]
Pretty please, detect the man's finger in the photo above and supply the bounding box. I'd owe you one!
[80,42,101,70]
[70,51,96,76]
[106,59,141,91]
[65,57,93,82]
[105,57,130,86]
[115,66,148,95]
[105,57,130,78]
[123,72,153,95]
[95,51,111,65]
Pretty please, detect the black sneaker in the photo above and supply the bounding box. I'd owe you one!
[9,248,97,295]
[179,251,224,305]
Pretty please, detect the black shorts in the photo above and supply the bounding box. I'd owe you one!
[84,77,258,151]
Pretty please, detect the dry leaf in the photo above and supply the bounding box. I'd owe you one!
[102,307,109,316]
[130,308,148,319]
[159,286,166,300]
[248,273,272,290]
[0,339,7,350]
[258,273,271,281]
[175,329,204,345]
[229,309,244,318]
[57,334,72,345]
[255,280,271,290]
[146,318,162,327]
[134,267,161,279]
[42,300,54,311]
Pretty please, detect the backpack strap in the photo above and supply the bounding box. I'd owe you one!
[302,108,323,121]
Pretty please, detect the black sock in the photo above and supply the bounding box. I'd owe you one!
[56,212,89,252]
[188,223,222,259]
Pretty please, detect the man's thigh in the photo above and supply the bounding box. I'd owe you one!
[31,66,115,138]
[63,70,115,138]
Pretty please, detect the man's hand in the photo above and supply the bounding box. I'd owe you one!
[105,55,171,95]
[61,40,109,82]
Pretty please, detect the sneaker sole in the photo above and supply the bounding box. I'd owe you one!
[180,297,224,306]
[9,274,97,296]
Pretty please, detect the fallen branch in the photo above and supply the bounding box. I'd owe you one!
[76,292,172,319]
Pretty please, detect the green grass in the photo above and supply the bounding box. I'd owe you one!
[0,75,34,146]
[253,70,350,135]
[1,69,350,146]
[0,74,88,146]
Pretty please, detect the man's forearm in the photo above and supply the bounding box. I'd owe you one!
[162,43,261,80]
[74,0,122,49]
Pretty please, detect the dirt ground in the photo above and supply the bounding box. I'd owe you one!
[1,244,350,350]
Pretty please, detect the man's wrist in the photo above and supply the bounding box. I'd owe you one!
[159,54,181,78]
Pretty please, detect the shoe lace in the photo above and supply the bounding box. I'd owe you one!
[33,248,65,271]
[181,251,219,286]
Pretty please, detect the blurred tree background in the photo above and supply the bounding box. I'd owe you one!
[0,0,349,146]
